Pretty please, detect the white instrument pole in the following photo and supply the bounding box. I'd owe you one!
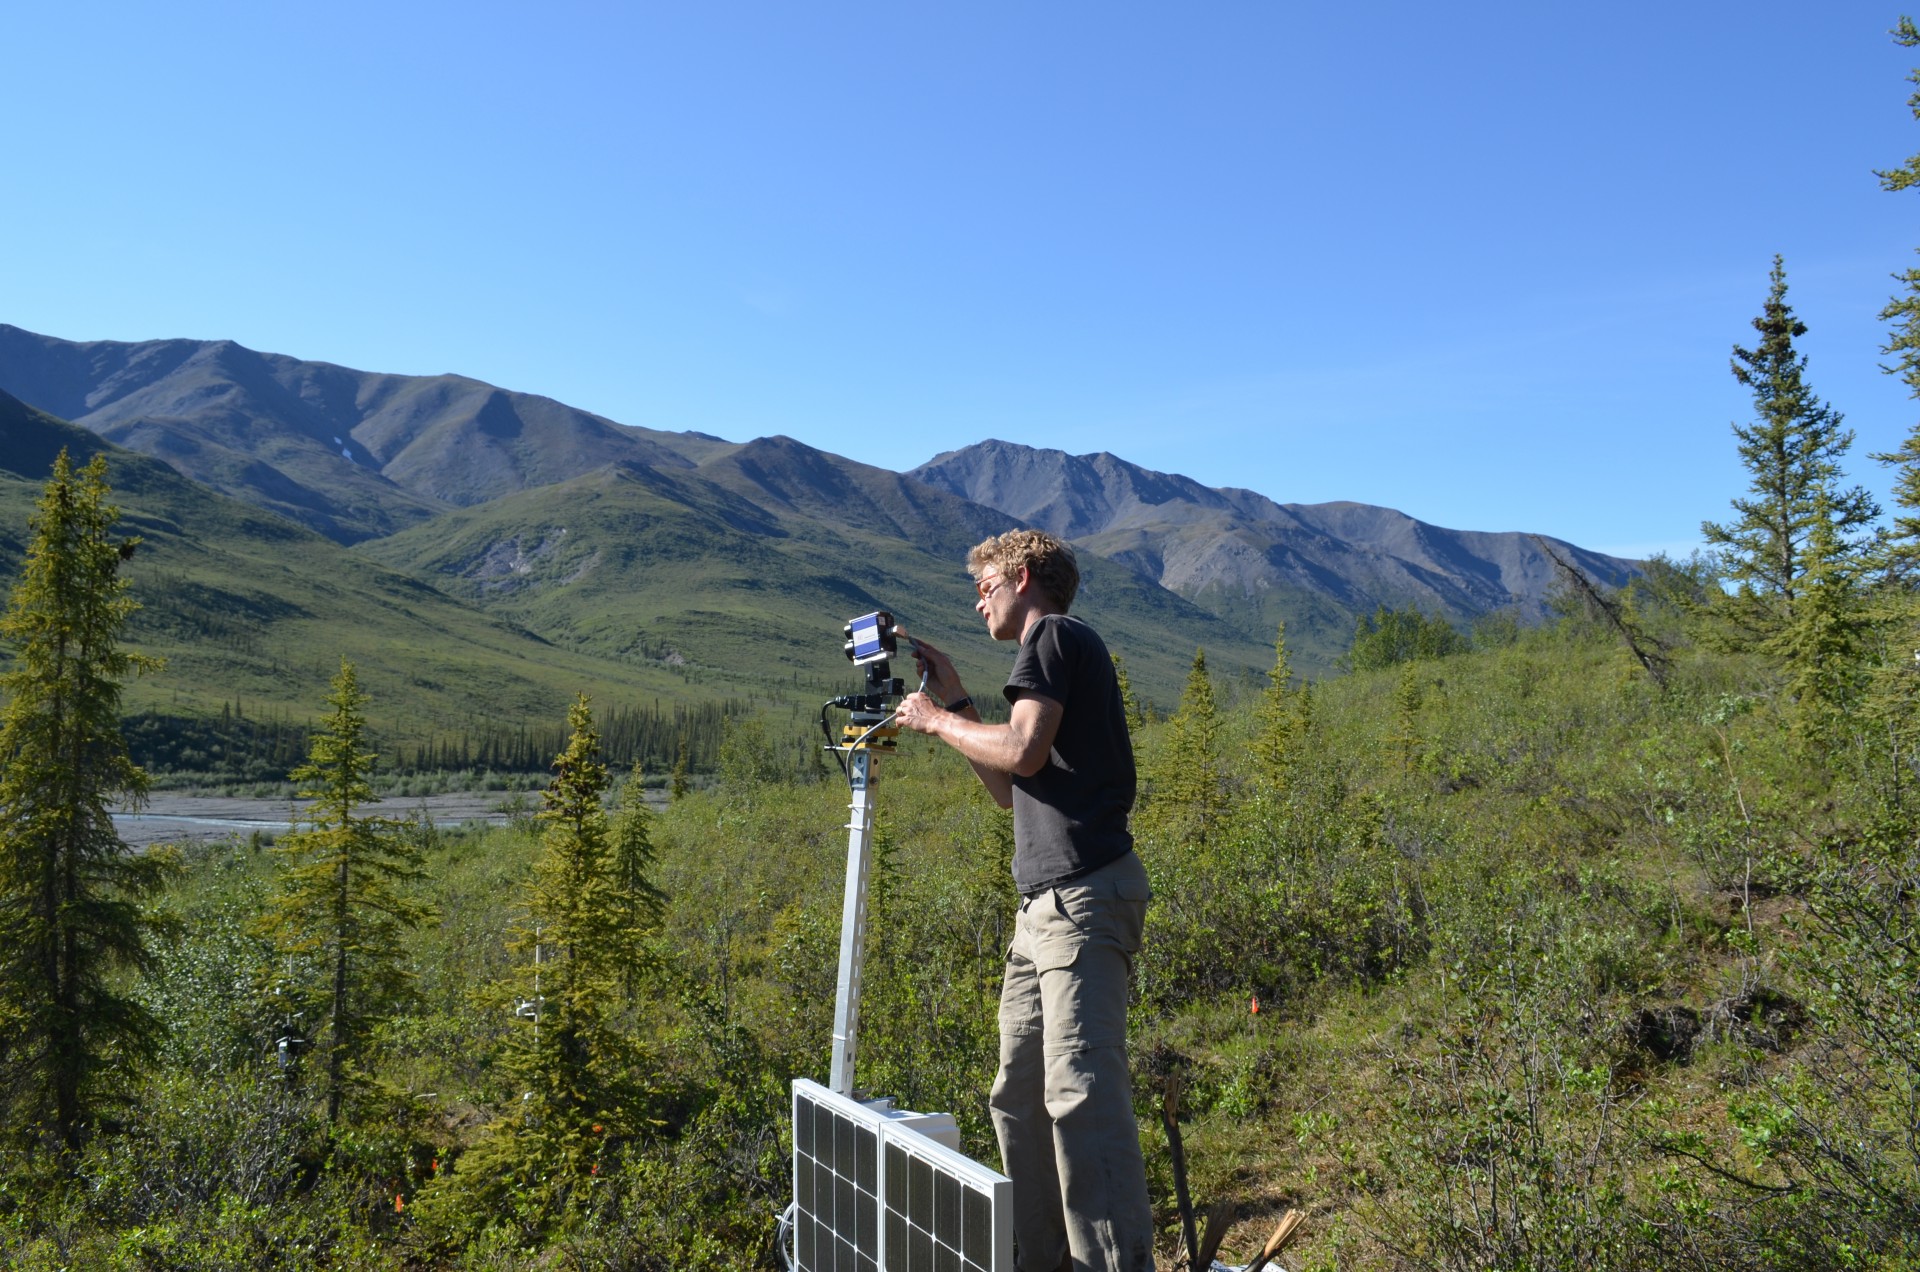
[828,746,878,1097]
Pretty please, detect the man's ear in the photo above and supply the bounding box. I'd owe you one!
[1013,565,1033,594]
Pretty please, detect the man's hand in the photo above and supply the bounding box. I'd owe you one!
[894,690,945,736]
[892,627,1059,809]
[894,688,1043,810]
[898,627,965,704]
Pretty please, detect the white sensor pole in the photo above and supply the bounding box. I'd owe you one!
[828,746,878,1097]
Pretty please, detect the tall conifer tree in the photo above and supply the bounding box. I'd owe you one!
[1143,649,1226,847]
[1875,19,1920,580]
[1863,19,1920,776]
[1110,652,1143,735]
[0,450,171,1156]
[256,659,431,1126]
[1769,490,1866,748]
[1878,17,1920,193]
[516,698,653,1107]
[444,697,657,1223]
[1702,257,1878,638]
[1252,621,1304,790]
[608,761,666,1002]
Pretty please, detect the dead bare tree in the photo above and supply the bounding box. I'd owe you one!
[1532,536,1671,689]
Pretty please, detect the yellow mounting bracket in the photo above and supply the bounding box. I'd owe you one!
[838,724,900,752]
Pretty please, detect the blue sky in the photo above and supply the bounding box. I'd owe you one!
[4,2,1917,559]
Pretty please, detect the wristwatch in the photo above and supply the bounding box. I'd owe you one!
[945,695,974,714]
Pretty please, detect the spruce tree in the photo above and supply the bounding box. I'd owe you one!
[446,697,656,1224]
[608,761,666,1001]
[256,659,431,1126]
[670,734,691,800]
[1875,19,1920,580]
[1769,490,1866,749]
[1390,664,1425,773]
[1111,652,1143,735]
[1873,405,1920,585]
[1702,257,1878,637]
[0,450,172,1157]
[1866,17,1920,770]
[1252,621,1304,790]
[1875,17,1920,195]
[1143,649,1227,847]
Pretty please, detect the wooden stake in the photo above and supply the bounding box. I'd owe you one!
[1160,1077,1199,1268]
[1193,1199,1237,1269]
[1243,1208,1306,1272]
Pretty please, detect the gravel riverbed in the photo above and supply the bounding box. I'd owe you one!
[109,791,518,849]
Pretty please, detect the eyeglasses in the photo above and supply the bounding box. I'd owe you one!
[974,573,1005,600]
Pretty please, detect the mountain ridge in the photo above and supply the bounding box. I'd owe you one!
[0,388,738,742]
[909,438,1635,640]
[0,325,1641,680]
[0,325,718,542]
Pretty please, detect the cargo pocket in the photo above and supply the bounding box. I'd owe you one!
[1029,888,1089,975]
[1109,856,1152,955]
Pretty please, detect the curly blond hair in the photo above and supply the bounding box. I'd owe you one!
[967,529,1079,612]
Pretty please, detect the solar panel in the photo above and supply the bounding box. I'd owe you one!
[792,1079,1012,1272]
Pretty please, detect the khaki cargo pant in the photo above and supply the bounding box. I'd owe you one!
[990,850,1155,1272]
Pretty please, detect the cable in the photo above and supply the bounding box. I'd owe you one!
[775,1200,797,1270]
[822,667,927,794]
[820,701,851,782]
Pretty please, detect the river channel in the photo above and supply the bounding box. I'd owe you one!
[109,792,520,849]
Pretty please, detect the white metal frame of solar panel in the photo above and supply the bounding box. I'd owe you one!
[792,1079,1012,1272]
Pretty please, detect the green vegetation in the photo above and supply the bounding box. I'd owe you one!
[1138,648,1228,850]
[19,533,1920,1267]
[256,659,434,1127]
[421,696,665,1248]
[1341,603,1471,671]
[0,450,175,1159]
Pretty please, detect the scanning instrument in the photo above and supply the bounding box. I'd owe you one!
[817,609,918,1096]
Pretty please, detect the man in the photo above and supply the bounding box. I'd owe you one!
[895,529,1155,1272]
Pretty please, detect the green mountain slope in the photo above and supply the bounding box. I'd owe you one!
[0,391,726,749]
[355,453,1273,710]
[912,439,1644,670]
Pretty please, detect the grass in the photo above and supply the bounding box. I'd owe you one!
[9,610,1912,1268]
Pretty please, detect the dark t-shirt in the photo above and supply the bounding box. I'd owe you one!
[1002,613,1137,893]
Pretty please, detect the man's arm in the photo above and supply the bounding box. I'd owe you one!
[894,691,1062,809]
